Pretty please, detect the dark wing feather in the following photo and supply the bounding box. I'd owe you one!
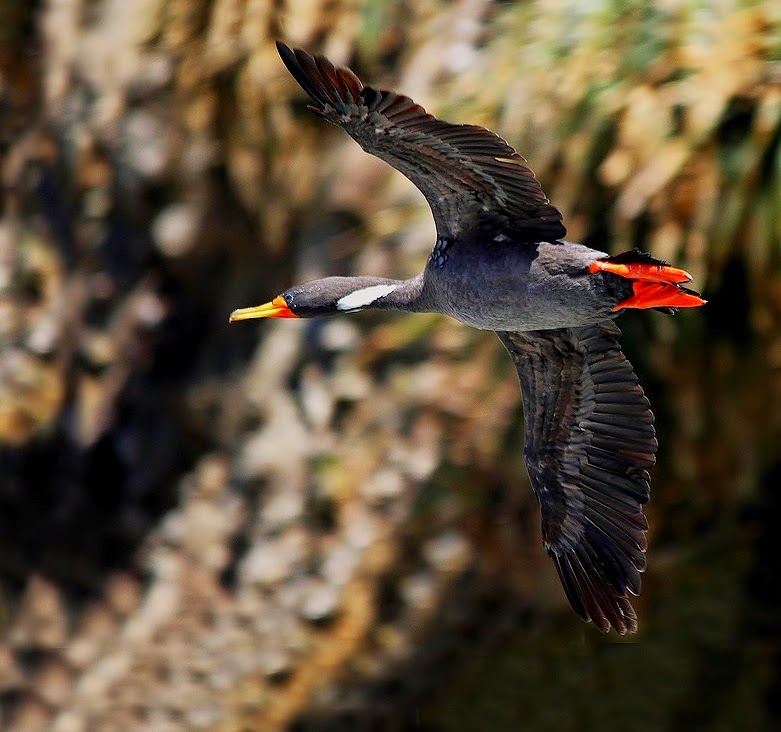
[497,323,656,634]
[277,42,566,243]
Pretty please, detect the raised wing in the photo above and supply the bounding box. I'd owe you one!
[277,42,566,243]
[497,323,656,633]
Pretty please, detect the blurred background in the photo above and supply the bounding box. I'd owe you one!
[0,0,780,729]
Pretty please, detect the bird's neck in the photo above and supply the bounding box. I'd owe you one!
[382,273,428,311]
[332,273,428,313]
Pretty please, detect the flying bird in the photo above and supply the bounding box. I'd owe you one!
[230,42,706,633]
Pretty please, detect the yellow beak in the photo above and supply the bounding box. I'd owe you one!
[229,295,298,322]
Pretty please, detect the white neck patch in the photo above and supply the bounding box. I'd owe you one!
[336,284,398,311]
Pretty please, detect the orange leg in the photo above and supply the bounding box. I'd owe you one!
[613,281,706,311]
[589,260,692,284]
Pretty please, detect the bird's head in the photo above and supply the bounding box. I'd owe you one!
[229,277,402,322]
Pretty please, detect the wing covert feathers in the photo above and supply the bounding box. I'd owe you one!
[497,323,656,634]
[276,42,566,243]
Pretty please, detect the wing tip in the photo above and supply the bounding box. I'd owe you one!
[553,550,640,634]
[276,40,365,114]
[276,40,307,82]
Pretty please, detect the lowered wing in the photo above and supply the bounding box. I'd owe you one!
[497,323,656,633]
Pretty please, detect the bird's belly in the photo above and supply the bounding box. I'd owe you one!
[450,294,610,331]
[434,259,613,332]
